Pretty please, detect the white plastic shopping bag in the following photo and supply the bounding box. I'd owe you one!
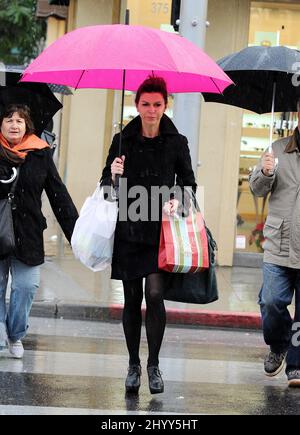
[71,183,118,271]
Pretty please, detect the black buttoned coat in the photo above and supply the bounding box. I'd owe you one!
[100,114,196,280]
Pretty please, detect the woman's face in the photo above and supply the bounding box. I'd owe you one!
[136,92,166,130]
[1,112,26,145]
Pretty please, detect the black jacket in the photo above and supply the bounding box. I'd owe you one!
[0,148,78,265]
[101,114,196,246]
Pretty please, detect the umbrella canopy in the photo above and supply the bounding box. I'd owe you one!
[202,45,300,114]
[21,24,233,93]
[0,65,72,95]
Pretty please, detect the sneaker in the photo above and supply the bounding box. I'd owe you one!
[7,340,24,359]
[287,369,300,387]
[264,351,286,376]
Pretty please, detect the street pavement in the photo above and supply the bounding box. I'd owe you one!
[2,255,298,416]
[27,255,268,329]
[0,317,299,415]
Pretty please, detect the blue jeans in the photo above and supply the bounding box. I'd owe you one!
[0,257,40,343]
[259,262,300,371]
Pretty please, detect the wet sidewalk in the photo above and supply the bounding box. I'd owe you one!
[28,256,264,330]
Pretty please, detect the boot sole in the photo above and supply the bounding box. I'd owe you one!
[149,386,164,394]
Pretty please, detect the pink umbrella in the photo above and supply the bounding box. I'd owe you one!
[21,24,232,93]
[22,23,232,186]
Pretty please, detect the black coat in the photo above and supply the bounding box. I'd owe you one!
[0,148,78,266]
[101,114,197,247]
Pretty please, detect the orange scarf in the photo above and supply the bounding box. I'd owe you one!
[0,132,49,164]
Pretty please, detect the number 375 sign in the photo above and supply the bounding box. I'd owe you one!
[151,2,170,15]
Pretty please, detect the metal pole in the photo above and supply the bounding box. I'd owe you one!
[115,9,130,196]
[0,62,6,86]
[268,82,276,152]
[173,0,208,174]
[268,82,277,175]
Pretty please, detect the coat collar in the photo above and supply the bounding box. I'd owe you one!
[122,114,179,139]
[284,127,300,153]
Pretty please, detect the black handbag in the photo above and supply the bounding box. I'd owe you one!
[0,168,19,257]
[163,224,218,305]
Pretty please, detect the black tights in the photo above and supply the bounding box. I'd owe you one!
[122,273,166,367]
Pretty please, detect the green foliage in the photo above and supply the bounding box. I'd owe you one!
[0,0,46,65]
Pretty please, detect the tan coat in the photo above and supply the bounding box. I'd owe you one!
[249,128,300,268]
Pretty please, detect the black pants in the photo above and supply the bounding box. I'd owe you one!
[122,273,166,367]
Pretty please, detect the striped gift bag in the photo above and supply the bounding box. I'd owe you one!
[158,207,209,273]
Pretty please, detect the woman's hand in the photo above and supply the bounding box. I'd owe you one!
[111,155,125,185]
[163,199,179,216]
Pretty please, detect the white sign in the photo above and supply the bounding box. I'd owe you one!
[235,235,246,249]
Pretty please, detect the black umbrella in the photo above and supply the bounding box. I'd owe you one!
[203,45,300,148]
[0,65,73,95]
[0,65,64,137]
[0,83,62,137]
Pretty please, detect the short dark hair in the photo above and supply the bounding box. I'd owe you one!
[135,75,168,105]
[0,104,35,135]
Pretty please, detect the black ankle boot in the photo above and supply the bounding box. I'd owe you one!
[147,366,164,394]
[125,365,141,394]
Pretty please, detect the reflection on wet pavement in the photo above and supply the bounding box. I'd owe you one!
[0,318,299,415]
[35,258,268,313]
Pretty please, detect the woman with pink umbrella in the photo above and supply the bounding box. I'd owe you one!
[101,75,196,395]
[20,23,232,395]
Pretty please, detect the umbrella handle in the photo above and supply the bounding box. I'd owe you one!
[114,174,120,192]
[0,167,17,184]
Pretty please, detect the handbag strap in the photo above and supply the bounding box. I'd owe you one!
[188,188,218,261]
[7,168,20,208]
[187,187,200,213]
[9,168,19,194]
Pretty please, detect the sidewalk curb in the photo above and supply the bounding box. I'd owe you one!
[30,302,262,330]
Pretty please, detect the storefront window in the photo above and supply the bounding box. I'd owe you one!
[235,1,300,254]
